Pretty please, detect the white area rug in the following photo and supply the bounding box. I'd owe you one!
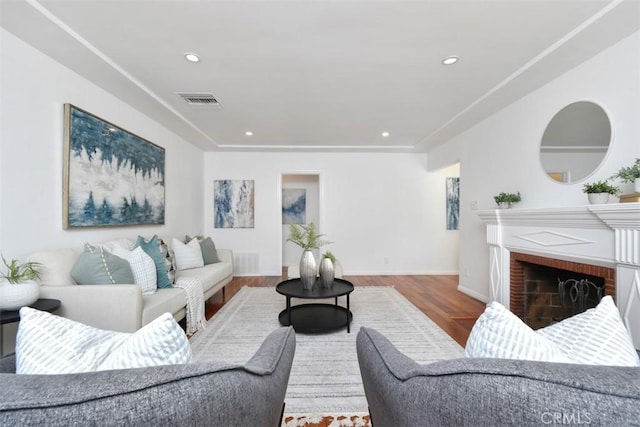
[190,286,464,414]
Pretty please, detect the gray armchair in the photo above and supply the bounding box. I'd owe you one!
[0,326,295,426]
[356,326,640,426]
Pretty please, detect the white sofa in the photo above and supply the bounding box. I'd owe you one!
[27,238,233,333]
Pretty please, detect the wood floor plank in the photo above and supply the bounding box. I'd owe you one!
[204,274,486,347]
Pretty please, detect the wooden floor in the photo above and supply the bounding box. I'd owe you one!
[205,273,486,346]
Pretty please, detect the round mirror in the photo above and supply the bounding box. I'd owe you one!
[540,101,611,183]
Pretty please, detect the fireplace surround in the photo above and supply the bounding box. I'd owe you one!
[478,204,640,347]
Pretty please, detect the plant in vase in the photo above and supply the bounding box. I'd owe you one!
[319,251,337,288]
[611,158,640,193]
[286,223,332,290]
[0,255,42,310]
[582,180,620,205]
[493,192,521,209]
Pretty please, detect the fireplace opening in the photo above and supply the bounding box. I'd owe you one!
[523,263,605,329]
[510,252,615,330]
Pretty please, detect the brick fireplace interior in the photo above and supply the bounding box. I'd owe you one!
[509,252,616,329]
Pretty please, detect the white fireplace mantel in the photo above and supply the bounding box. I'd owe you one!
[477,203,640,348]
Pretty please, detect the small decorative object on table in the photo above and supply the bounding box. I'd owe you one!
[493,192,521,209]
[319,251,337,288]
[0,255,41,311]
[582,180,620,205]
[286,222,332,290]
[611,158,640,193]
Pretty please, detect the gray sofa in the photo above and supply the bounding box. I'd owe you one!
[356,327,640,427]
[0,326,295,426]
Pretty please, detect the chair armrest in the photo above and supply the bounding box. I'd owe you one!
[39,285,143,332]
[216,249,233,265]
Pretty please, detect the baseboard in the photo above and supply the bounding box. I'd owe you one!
[342,270,459,276]
[457,285,489,303]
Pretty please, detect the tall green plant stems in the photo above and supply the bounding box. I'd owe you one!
[1,255,41,284]
[612,158,640,183]
[286,222,332,250]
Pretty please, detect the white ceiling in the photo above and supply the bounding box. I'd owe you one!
[1,0,639,153]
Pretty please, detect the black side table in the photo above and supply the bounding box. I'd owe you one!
[1,298,61,356]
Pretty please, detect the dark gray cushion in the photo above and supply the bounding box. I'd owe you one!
[357,327,640,427]
[0,327,295,426]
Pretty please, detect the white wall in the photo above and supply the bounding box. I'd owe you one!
[428,31,640,302]
[204,152,460,276]
[0,29,205,260]
[282,174,320,267]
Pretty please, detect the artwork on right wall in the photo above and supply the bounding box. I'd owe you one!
[282,188,306,224]
[446,177,460,230]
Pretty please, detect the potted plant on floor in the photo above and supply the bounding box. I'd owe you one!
[611,158,640,193]
[0,255,42,310]
[493,192,521,209]
[582,180,620,204]
[286,223,332,290]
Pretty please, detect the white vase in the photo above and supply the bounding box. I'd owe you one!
[587,193,610,204]
[635,178,640,193]
[299,250,317,290]
[319,257,335,288]
[0,279,40,310]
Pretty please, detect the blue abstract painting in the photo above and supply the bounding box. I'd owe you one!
[214,180,255,228]
[63,104,165,228]
[282,189,306,224]
[446,177,460,230]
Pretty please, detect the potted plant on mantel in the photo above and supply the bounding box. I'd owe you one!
[582,180,620,205]
[611,158,640,194]
[493,192,521,209]
[0,255,41,310]
[286,223,332,290]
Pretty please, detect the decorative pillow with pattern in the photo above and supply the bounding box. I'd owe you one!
[136,235,172,289]
[111,244,157,295]
[70,243,135,285]
[537,296,640,367]
[16,307,192,374]
[157,237,176,285]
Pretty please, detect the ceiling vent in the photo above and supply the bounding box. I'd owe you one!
[177,92,223,109]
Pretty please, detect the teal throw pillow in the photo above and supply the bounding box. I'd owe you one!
[136,235,172,289]
[185,235,220,265]
[71,243,135,285]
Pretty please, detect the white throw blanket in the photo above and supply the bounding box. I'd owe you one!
[173,277,206,335]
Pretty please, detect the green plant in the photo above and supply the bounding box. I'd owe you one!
[322,251,337,263]
[611,158,640,183]
[493,192,521,205]
[1,255,41,284]
[582,180,620,195]
[286,222,332,251]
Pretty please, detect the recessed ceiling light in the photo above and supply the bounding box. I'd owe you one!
[381,132,390,137]
[442,56,459,65]
[184,52,200,63]
[245,131,253,136]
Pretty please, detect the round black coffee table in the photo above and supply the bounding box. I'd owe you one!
[1,298,61,356]
[276,278,354,333]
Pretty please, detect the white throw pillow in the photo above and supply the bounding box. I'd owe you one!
[465,301,574,363]
[16,307,192,374]
[172,238,204,270]
[537,296,640,367]
[111,244,157,295]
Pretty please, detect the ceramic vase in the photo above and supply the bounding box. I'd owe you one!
[319,257,335,288]
[0,280,40,310]
[587,193,610,205]
[635,178,640,193]
[497,202,512,209]
[299,250,317,290]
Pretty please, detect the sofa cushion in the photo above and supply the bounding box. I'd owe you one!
[71,244,135,285]
[141,288,188,326]
[176,261,233,294]
[136,235,172,289]
[157,237,177,285]
[465,301,574,363]
[111,245,157,295]
[537,296,640,367]
[28,247,82,286]
[186,235,220,264]
[172,238,204,270]
[16,307,191,374]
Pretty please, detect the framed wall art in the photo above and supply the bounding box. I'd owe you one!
[282,188,306,224]
[214,180,255,228]
[446,177,460,230]
[63,104,165,228]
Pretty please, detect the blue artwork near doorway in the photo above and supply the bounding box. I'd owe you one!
[446,177,460,230]
[282,189,306,224]
[214,180,255,228]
